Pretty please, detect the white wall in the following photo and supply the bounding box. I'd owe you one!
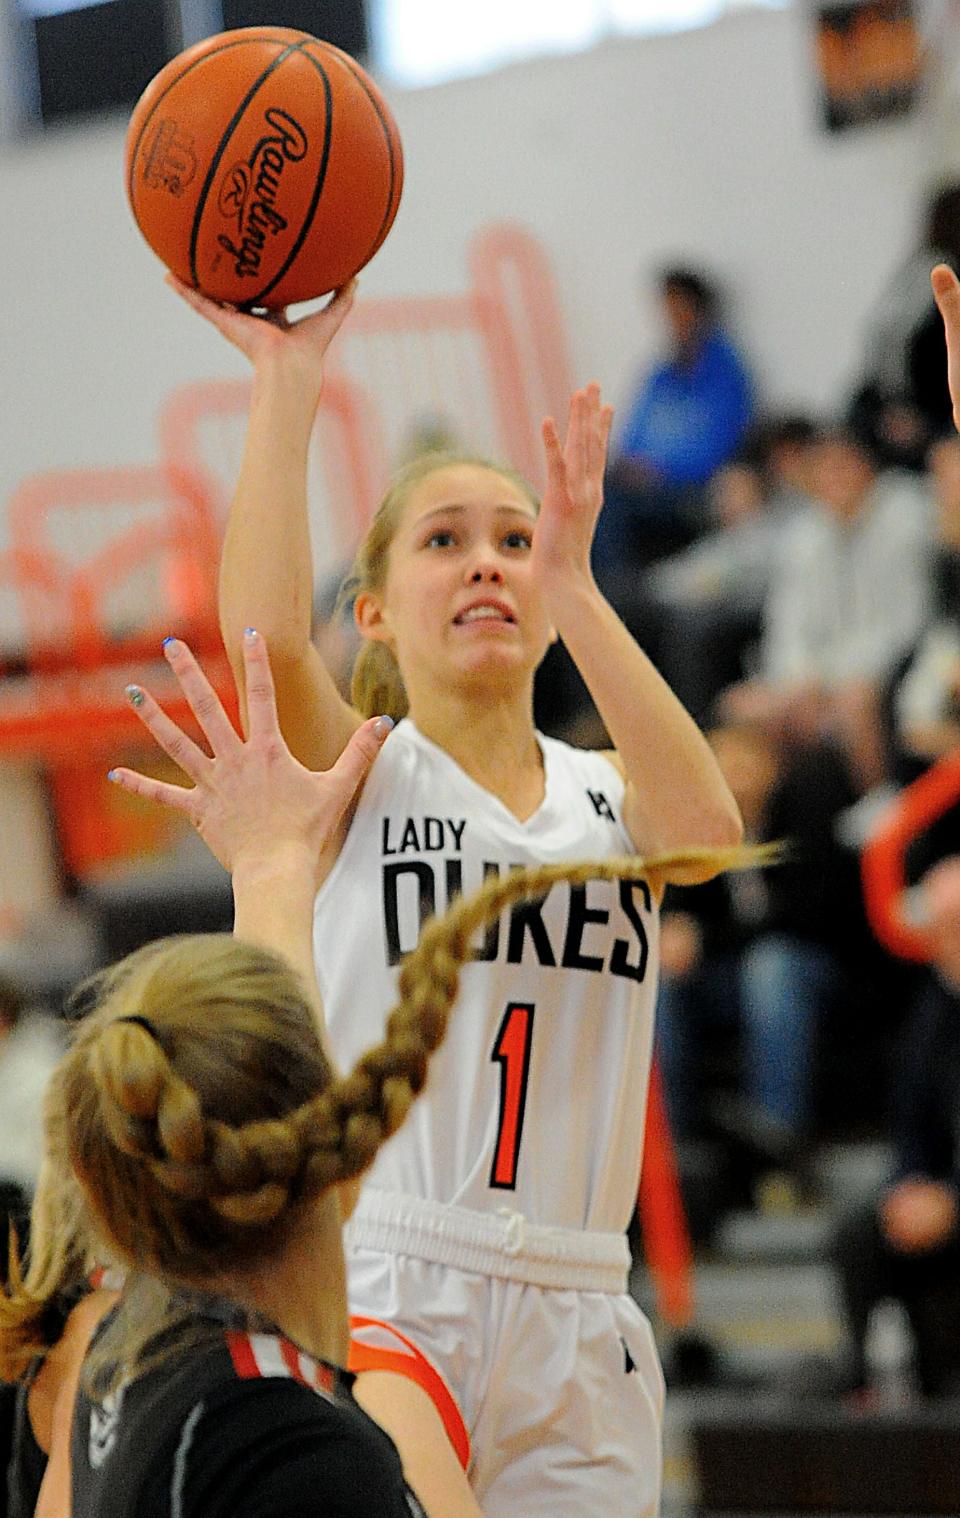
[0,5,947,540]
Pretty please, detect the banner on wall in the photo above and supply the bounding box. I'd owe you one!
[814,0,923,131]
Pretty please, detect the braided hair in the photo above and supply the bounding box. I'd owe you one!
[60,842,770,1298]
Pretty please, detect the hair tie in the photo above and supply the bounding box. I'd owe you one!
[114,1014,161,1041]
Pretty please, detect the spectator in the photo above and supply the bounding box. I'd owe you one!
[850,181,960,471]
[833,855,960,1400]
[721,426,934,795]
[761,414,820,513]
[593,265,754,579]
[647,418,816,724]
[891,433,960,769]
[657,723,884,1193]
[0,981,61,1199]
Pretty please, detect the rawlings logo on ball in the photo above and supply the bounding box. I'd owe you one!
[215,107,308,282]
[142,120,197,196]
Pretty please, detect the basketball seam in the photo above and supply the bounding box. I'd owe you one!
[246,45,334,307]
[127,35,308,212]
[188,43,306,291]
[314,43,400,265]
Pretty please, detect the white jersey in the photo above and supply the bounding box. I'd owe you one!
[313,719,660,1234]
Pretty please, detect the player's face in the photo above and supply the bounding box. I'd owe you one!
[368,464,554,695]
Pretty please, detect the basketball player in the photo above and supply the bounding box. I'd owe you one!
[166,273,744,1515]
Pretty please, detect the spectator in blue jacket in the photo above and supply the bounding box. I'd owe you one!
[594,266,754,582]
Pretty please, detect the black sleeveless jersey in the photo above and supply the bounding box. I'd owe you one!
[71,1319,426,1518]
[4,1371,46,1518]
[4,1289,77,1518]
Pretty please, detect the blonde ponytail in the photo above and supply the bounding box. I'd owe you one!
[350,640,409,723]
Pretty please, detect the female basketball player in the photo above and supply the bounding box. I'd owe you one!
[167,272,744,1516]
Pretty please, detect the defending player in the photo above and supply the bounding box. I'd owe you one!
[168,273,743,1515]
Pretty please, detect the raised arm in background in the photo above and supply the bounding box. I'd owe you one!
[534,384,743,878]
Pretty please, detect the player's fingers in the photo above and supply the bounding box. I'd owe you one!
[933,264,960,429]
[595,406,615,484]
[239,628,281,742]
[570,388,590,482]
[583,383,605,473]
[162,638,240,756]
[329,277,358,315]
[107,766,197,817]
[541,417,567,486]
[324,716,393,812]
[932,263,960,325]
[123,682,210,784]
[305,279,357,341]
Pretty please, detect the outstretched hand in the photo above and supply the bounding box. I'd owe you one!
[109,631,388,884]
[532,383,614,603]
[165,275,357,384]
[932,263,960,433]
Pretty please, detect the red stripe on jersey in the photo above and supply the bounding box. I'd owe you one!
[348,1315,470,1470]
[226,1329,337,1397]
[280,1337,308,1386]
[225,1330,260,1380]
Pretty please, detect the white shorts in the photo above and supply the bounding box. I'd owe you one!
[345,1189,665,1517]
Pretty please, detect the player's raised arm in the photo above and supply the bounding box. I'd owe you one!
[167,277,363,771]
[532,383,743,877]
[933,263,960,434]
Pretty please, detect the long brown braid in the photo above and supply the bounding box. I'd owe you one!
[59,842,772,1293]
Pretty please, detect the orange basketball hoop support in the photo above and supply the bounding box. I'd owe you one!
[0,463,233,875]
[157,225,577,584]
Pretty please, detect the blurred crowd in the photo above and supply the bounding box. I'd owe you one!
[577,179,960,1406]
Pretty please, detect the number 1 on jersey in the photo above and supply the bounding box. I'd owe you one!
[489,1002,535,1190]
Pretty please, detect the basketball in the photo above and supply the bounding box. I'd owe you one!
[124,27,403,309]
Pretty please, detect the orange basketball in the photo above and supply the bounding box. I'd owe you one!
[124,27,403,308]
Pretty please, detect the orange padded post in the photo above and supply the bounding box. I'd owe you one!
[638,1057,694,1328]
[861,754,960,962]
